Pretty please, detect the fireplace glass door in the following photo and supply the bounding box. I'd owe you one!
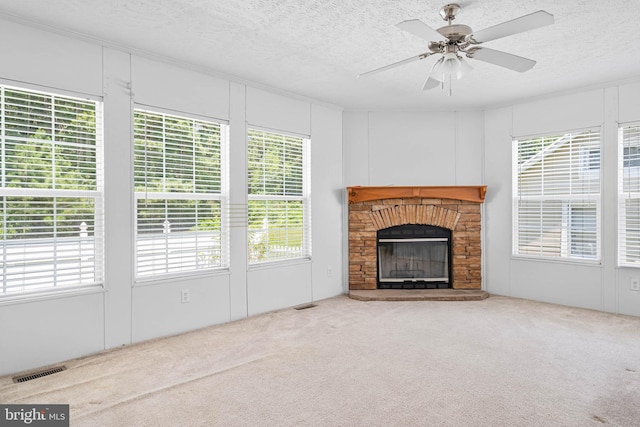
[377,225,451,289]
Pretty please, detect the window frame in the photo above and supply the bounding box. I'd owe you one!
[512,128,602,264]
[618,122,640,267]
[0,83,104,298]
[132,106,229,282]
[246,126,311,266]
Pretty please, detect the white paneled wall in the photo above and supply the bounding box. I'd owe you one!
[368,111,457,186]
[618,81,640,124]
[228,82,249,321]
[0,20,102,95]
[0,292,105,374]
[311,104,345,300]
[342,111,369,186]
[131,275,231,342]
[0,19,344,376]
[131,56,230,120]
[247,262,312,315]
[103,48,134,348]
[343,110,484,187]
[512,90,604,137]
[454,111,484,185]
[483,107,514,297]
[246,87,311,135]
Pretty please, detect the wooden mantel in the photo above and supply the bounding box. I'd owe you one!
[347,186,487,204]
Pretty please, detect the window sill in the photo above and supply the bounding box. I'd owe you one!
[0,285,106,307]
[511,255,602,267]
[248,257,312,271]
[618,263,640,269]
[134,267,231,287]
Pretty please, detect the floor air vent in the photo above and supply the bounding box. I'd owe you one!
[13,366,66,383]
[294,303,317,310]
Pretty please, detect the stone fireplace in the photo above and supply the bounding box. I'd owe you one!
[348,186,486,291]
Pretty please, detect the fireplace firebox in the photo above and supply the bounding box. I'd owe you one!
[377,224,452,289]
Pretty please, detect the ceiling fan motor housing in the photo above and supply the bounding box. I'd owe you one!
[437,24,473,42]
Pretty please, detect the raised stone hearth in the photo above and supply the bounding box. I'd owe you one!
[349,289,489,301]
[347,186,486,296]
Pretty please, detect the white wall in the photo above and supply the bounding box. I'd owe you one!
[342,110,484,187]
[484,82,640,317]
[0,19,344,376]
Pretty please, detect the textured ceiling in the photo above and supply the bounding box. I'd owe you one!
[1,0,640,110]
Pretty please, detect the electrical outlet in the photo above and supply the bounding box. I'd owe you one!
[181,289,190,303]
[631,278,640,292]
[327,267,333,278]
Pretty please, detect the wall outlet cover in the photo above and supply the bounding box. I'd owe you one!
[181,289,190,303]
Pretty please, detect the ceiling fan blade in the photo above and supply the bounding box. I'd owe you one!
[396,19,447,42]
[358,52,432,77]
[422,76,441,91]
[467,47,536,72]
[470,10,554,43]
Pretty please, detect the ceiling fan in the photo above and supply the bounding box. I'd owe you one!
[359,3,554,92]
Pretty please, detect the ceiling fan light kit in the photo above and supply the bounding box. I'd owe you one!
[441,52,461,75]
[358,3,555,95]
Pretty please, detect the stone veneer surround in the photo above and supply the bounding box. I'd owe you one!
[348,186,485,290]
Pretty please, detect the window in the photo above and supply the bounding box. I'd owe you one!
[513,130,601,261]
[618,124,640,266]
[247,128,310,263]
[0,85,103,296]
[134,109,228,278]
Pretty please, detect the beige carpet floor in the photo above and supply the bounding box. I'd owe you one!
[2,295,640,426]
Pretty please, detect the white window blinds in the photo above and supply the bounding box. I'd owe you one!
[618,124,640,266]
[0,85,103,296]
[247,128,310,263]
[134,109,228,278]
[513,130,601,261]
